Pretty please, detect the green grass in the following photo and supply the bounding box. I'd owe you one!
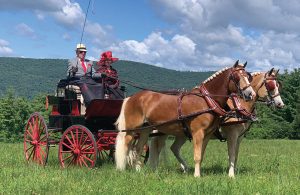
[0,140,299,194]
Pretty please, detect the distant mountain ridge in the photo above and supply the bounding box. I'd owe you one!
[0,57,214,98]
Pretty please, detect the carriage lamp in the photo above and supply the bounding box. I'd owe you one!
[56,88,65,97]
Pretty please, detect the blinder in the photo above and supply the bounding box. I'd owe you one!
[247,72,253,82]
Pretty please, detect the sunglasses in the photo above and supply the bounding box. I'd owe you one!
[79,51,86,54]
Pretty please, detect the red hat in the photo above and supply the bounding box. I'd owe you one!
[98,51,118,65]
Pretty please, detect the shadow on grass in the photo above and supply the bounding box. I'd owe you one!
[185,164,254,176]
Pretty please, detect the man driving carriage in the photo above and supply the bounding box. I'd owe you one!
[67,43,102,79]
[63,44,124,115]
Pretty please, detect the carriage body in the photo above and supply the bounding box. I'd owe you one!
[23,78,131,168]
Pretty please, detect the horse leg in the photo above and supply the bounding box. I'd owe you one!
[193,129,204,177]
[170,136,188,173]
[133,131,151,171]
[200,132,213,164]
[226,130,237,178]
[225,123,248,178]
[149,134,168,170]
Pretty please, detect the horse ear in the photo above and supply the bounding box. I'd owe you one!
[243,61,247,68]
[268,68,274,76]
[276,69,280,76]
[234,60,239,67]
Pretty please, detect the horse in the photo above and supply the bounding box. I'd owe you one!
[148,68,284,177]
[115,60,256,177]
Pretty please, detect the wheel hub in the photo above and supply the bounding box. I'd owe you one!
[73,148,81,155]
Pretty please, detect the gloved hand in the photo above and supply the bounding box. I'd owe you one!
[71,66,78,73]
[101,72,107,78]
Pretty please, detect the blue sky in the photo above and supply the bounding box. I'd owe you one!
[0,0,300,72]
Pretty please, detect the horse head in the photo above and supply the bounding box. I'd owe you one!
[256,68,284,108]
[228,60,256,101]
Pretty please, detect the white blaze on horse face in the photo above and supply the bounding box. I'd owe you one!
[239,70,256,100]
[272,81,285,108]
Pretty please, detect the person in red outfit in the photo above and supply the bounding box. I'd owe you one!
[97,51,119,88]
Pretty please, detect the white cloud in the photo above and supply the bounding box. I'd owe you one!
[142,0,300,71]
[0,39,13,56]
[62,33,71,41]
[51,0,85,29]
[108,32,198,70]
[14,23,37,39]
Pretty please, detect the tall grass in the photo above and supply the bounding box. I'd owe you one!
[0,139,299,194]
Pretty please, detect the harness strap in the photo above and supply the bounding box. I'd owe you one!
[198,84,228,116]
[179,119,193,141]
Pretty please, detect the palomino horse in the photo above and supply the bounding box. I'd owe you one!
[115,61,256,177]
[149,68,284,177]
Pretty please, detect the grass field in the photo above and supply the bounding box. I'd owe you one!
[0,139,299,194]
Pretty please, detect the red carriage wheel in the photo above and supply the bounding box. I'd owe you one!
[24,112,49,165]
[58,125,98,168]
[96,130,117,163]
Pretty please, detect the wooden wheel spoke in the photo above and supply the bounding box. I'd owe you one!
[76,128,79,145]
[81,143,93,151]
[80,156,89,167]
[27,147,35,160]
[39,141,48,147]
[81,154,94,163]
[28,120,34,134]
[25,145,34,152]
[79,131,84,146]
[67,156,76,167]
[80,135,89,147]
[62,153,74,162]
[34,116,39,133]
[25,130,34,140]
[39,147,46,158]
[39,126,46,136]
[62,142,73,150]
[24,138,34,143]
[70,131,76,147]
[61,150,72,153]
[65,135,74,147]
[81,151,95,154]
[77,156,83,167]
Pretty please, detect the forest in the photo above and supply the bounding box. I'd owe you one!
[0,57,299,141]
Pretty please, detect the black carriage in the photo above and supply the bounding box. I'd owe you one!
[23,76,147,168]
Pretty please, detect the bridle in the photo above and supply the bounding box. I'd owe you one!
[257,72,281,106]
[229,67,252,100]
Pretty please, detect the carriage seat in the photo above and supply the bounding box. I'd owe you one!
[55,78,85,114]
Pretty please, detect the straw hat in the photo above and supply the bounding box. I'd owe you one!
[76,43,87,52]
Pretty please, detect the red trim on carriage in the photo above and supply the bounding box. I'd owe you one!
[51,105,60,116]
[71,101,80,116]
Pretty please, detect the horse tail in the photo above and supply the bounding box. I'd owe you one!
[115,97,130,170]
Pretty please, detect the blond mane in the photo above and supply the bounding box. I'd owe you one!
[202,67,230,84]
